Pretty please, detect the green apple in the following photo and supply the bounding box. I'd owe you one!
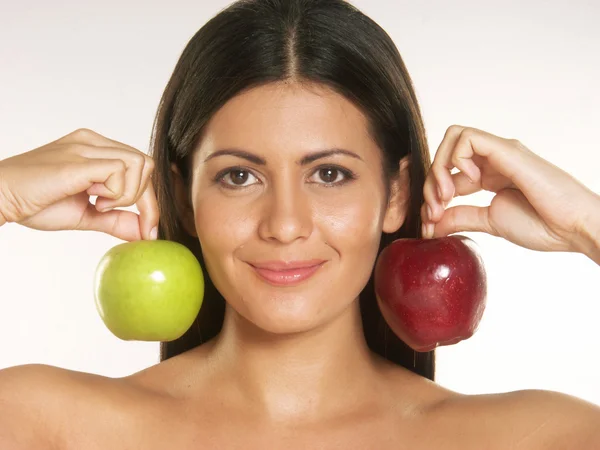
[94,240,204,341]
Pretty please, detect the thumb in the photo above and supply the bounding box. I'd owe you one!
[77,202,144,242]
[431,205,496,238]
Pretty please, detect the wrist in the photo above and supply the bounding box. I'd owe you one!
[576,193,600,264]
[0,167,8,227]
[586,226,600,265]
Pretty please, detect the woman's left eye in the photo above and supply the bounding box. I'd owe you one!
[309,166,355,185]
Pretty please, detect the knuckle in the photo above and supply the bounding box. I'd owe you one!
[121,193,136,205]
[446,124,463,136]
[506,138,532,155]
[71,128,97,139]
[431,162,445,176]
[130,152,146,167]
[459,127,476,141]
[508,138,523,148]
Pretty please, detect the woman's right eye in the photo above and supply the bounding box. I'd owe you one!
[218,168,259,188]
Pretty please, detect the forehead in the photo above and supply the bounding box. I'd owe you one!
[195,82,377,159]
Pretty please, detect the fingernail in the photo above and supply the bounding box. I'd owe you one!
[150,227,158,240]
[421,223,427,238]
[427,204,433,221]
[437,186,443,200]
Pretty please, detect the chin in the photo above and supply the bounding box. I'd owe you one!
[254,318,318,336]
[238,294,331,335]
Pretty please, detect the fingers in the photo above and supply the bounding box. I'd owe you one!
[70,158,126,201]
[422,171,489,238]
[430,125,474,202]
[61,128,147,156]
[62,127,157,209]
[422,125,537,235]
[86,182,118,199]
[427,126,486,210]
[431,126,532,195]
[451,171,482,198]
[78,201,144,242]
[424,170,482,223]
[423,126,465,223]
[76,145,159,238]
[77,146,149,210]
[430,205,496,238]
[77,180,159,241]
[64,137,159,240]
[423,169,449,222]
[136,181,160,240]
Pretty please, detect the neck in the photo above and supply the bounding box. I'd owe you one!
[206,299,388,423]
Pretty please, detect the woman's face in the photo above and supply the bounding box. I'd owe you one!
[187,81,407,334]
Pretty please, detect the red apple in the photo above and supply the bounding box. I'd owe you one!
[374,235,487,352]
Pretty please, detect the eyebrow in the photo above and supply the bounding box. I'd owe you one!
[202,148,363,165]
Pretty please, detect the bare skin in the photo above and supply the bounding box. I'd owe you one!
[2,350,598,449]
[1,81,600,449]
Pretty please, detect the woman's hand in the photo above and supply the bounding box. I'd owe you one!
[0,128,159,242]
[421,126,600,262]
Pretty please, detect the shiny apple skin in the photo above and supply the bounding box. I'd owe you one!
[94,240,204,342]
[374,235,487,352]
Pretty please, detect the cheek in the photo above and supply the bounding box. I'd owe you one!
[193,195,255,263]
[315,190,384,254]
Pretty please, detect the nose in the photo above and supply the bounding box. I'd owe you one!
[258,180,313,244]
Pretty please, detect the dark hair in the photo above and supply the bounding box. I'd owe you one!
[150,0,435,380]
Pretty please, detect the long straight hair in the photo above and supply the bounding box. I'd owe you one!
[149,0,435,380]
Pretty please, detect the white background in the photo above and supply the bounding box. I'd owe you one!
[0,0,598,405]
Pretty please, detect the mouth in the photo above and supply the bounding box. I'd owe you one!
[247,260,327,287]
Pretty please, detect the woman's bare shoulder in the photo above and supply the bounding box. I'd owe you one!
[379,363,600,449]
[0,363,117,448]
[0,364,183,450]
[428,388,600,449]
[0,362,140,402]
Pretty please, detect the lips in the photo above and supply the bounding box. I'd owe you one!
[247,260,326,286]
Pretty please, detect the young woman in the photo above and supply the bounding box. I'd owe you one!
[0,0,599,448]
